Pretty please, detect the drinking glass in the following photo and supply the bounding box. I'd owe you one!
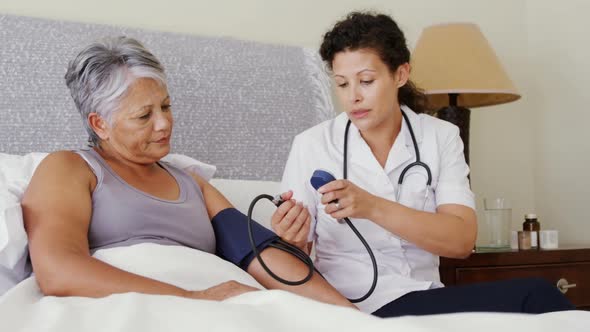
[477,198,511,249]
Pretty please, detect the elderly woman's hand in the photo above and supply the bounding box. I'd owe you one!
[270,191,311,252]
[186,280,260,301]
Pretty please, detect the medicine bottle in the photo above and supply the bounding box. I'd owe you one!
[523,214,541,249]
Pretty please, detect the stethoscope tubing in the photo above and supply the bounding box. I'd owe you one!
[341,109,432,302]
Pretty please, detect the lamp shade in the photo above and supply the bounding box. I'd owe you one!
[410,23,520,110]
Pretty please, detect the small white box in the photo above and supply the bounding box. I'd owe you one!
[539,230,559,249]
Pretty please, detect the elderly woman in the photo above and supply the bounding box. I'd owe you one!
[20,36,354,308]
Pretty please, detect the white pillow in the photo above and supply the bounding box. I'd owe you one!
[0,151,216,295]
[0,153,48,295]
[209,178,281,230]
[161,153,216,181]
[0,153,48,268]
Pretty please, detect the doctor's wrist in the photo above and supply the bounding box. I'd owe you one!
[366,195,385,221]
[367,196,397,224]
[295,240,310,254]
[278,237,308,253]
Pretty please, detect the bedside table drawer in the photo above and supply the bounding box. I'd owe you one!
[455,262,590,308]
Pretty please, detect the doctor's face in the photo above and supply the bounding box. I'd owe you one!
[332,49,403,133]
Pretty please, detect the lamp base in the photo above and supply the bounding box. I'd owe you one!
[435,106,471,165]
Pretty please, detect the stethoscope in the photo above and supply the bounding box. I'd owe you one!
[344,109,432,206]
[248,109,434,304]
[336,108,432,302]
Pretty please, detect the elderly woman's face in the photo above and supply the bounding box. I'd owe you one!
[106,78,173,162]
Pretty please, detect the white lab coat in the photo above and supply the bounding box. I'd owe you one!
[281,105,475,313]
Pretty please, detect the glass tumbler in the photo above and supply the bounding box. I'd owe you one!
[477,198,512,249]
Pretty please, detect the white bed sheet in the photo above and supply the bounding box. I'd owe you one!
[0,243,587,332]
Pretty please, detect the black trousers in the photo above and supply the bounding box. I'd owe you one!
[372,277,575,318]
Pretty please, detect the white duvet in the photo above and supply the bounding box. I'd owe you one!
[0,243,587,332]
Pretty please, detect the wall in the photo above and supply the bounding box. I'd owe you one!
[2,0,583,244]
[525,0,590,244]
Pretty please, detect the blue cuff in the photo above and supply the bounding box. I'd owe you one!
[211,208,279,270]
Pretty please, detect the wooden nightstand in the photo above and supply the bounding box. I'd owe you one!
[439,246,590,310]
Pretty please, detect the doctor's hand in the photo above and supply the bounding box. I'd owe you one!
[270,191,311,252]
[319,180,379,221]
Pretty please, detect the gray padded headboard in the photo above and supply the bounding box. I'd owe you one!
[0,14,334,181]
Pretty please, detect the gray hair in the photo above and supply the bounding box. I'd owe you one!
[65,36,167,147]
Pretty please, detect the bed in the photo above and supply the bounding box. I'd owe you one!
[0,13,588,331]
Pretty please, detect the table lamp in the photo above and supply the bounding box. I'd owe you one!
[410,23,520,165]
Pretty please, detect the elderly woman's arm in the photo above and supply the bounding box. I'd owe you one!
[22,152,255,300]
[192,174,356,309]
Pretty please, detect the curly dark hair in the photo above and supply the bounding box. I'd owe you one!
[320,11,427,114]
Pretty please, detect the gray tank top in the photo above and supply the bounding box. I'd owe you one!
[75,149,215,254]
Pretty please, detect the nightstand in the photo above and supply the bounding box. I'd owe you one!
[439,246,590,310]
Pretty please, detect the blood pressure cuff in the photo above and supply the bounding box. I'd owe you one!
[211,208,279,270]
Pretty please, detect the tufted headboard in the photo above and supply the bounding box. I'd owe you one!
[0,14,334,181]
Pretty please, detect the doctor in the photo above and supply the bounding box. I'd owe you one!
[273,11,573,317]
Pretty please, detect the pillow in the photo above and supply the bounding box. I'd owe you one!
[0,255,31,295]
[0,153,48,268]
[0,151,216,295]
[161,153,216,181]
[0,153,47,295]
[209,178,281,230]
